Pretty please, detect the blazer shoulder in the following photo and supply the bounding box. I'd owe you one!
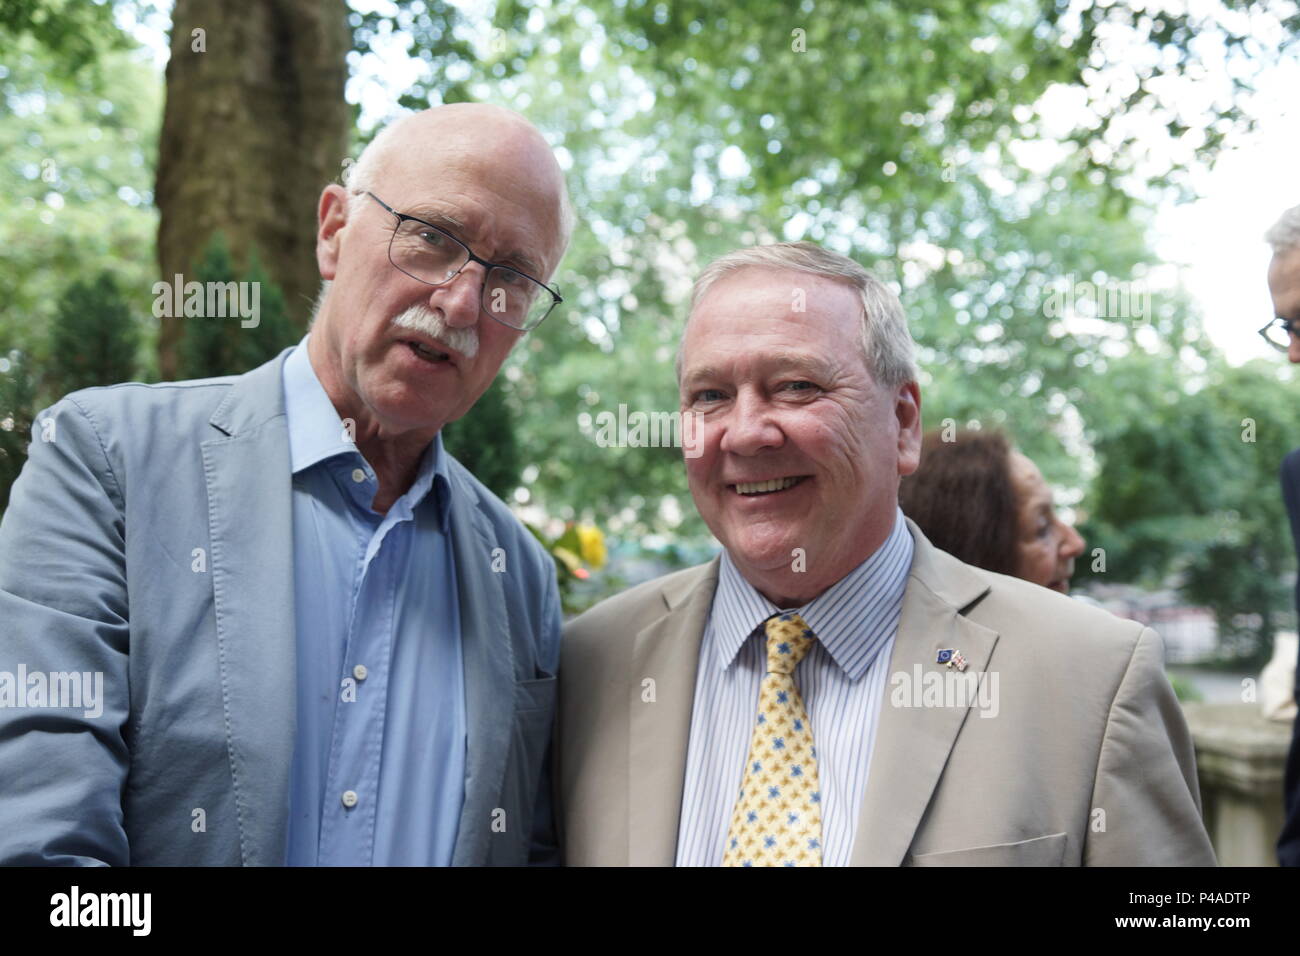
[55,375,240,438]
[63,374,240,409]
[946,564,1159,712]
[564,559,716,647]
[961,567,1150,682]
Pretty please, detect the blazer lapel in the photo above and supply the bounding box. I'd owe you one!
[627,559,719,866]
[201,349,297,866]
[446,474,512,866]
[850,521,998,866]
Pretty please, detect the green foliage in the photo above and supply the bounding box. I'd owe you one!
[1076,351,1300,662]
[350,0,477,115]
[0,0,129,82]
[47,269,140,396]
[0,34,160,386]
[0,349,37,513]
[441,378,521,500]
[176,234,299,380]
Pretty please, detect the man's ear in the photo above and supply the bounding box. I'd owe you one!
[895,380,923,477]
[316,184,350,281]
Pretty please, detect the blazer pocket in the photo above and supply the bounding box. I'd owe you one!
[514,673,556,713]
[907,832,1068,867]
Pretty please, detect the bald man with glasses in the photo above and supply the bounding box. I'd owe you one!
[0,104,572,866]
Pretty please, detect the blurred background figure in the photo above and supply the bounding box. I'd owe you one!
[899,428,1085,594]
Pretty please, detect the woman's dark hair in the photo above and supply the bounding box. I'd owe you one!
[898,428,1020,576]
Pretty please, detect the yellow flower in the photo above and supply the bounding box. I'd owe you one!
[575,524,606,569]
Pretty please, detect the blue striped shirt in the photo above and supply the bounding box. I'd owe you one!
[675,509,914,866]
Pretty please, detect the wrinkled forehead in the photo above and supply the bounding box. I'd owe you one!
[680,268,865,371]
[377,130,565,273]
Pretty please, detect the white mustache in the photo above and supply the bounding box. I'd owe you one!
[392,304,479,359]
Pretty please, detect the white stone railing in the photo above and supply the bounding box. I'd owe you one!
[1182,702,1292,867]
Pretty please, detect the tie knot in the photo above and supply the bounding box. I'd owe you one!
[763,612,815,674]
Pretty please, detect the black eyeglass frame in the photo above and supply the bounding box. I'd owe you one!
[1259,315,1299,353]
[364,191,562,332]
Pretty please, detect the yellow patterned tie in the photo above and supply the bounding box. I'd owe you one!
[722,612,823,867]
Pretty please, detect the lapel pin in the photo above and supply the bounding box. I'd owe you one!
[936,649,968,671]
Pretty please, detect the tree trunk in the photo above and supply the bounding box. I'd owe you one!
[155,0,350,379]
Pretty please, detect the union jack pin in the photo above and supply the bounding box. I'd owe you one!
[936,648,967,671]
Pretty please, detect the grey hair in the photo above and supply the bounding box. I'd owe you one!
[1266,204,1300,256]
[340,111,577,277]
[677,241,918,389]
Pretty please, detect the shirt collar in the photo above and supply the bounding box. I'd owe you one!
[281,335,452,528]
[709,508,914,681]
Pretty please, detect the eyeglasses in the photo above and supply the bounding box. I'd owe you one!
[364,191,562,332]
[1259,315,1299,352]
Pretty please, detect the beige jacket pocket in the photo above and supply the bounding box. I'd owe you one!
[907,832,1068,867]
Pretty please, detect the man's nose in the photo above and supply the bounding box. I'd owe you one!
[719,393,783,455]
[431,262,486,328]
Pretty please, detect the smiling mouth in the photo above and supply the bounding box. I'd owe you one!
[730,476,810,496]
[405,340,453,364]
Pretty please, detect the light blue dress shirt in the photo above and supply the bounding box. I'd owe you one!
[674,509,914,866]
[282,337,466,866]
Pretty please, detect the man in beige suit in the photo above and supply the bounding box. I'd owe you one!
[558,241,1215,866]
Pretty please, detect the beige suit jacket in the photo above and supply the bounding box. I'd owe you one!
[557,519,1216,866]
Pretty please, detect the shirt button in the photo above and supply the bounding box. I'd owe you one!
[352,664,368,681]
[341,790,359,809]
[351,468,366,483]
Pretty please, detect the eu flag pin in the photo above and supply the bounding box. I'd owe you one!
[936,648,968,671]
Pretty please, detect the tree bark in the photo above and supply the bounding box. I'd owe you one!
[155,0,350,378]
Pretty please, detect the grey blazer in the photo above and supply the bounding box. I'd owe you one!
[0,347,559,865]
[558,519,1217,866]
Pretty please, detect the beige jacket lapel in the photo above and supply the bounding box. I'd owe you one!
[626,557,720,865]
[850,520,998,865]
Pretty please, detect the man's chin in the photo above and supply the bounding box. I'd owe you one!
[718,531,803,576]
[361,388,458,436]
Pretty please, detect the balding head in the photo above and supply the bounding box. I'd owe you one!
[344,105,574,276]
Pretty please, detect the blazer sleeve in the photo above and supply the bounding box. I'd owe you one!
[1083,626,1216,866]
[0,397,132,865]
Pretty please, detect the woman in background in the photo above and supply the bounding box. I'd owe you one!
[899,428,1085,594]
